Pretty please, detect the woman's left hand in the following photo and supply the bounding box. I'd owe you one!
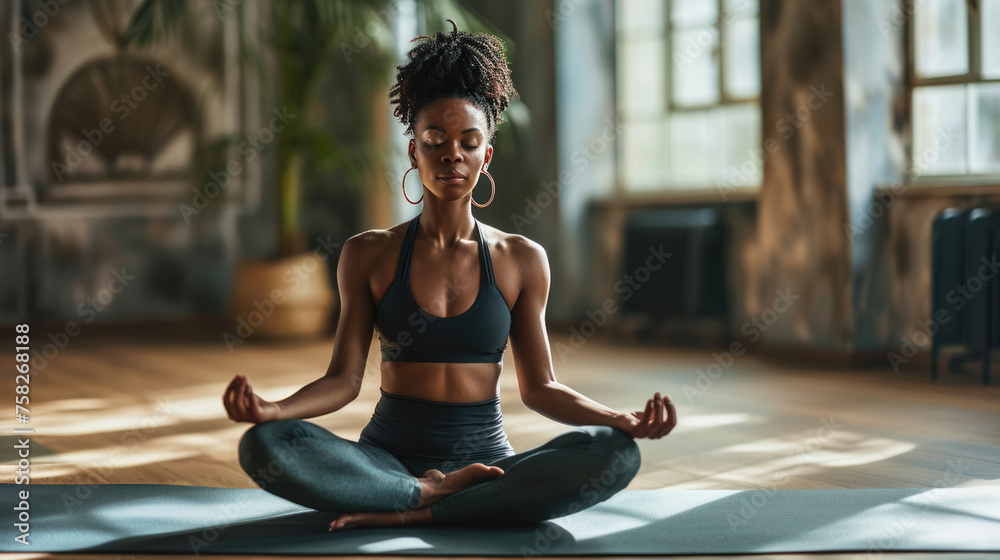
[621,392,676,439]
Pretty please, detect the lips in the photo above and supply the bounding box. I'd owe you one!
[437,173,467,184]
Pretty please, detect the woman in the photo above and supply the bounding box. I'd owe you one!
[223,20,677,531]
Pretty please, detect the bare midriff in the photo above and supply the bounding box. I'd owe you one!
[381,361,502,403]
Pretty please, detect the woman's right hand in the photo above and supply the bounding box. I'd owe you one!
[223,374,282,424]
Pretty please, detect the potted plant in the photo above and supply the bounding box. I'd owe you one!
[123,0,508,339]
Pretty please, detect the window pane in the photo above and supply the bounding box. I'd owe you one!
[672,26,719,106]
[724,0,758,18]
[971,83,1000,172]
[716,103,761,187]
[618,38,666,116]
[983,0,1000,78]
[671,0,718,28]
[723,16,760,99]
[912,85,968,174]
[669,110,712,186]
[617,0,665,34]
[621,119,666,189]
[914,0,969,78]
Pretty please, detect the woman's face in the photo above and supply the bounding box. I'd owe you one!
[409,96,493,204]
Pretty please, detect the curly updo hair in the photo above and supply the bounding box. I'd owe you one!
[388,18,519,142]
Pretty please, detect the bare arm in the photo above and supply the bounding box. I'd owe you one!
[508,239,627,428]
[223,234,376,423]
[509,239,676,439]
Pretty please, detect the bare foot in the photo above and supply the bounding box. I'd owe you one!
[327,462,503,531]
[328,506,433,531]
[415,463,504,508]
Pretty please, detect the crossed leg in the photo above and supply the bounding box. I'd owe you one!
[237,419,503,525]
[238,419,422,512]
[329,425,642,529]
[429,425,641,526]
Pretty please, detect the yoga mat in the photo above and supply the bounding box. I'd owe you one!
[2,483,998,555]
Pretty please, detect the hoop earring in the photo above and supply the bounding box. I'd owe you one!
[401,166,423,204]
[471,170,495,208]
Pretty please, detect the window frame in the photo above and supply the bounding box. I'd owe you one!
[666,0,761,111]
[906,0,1000,181]
[613,0,763,197]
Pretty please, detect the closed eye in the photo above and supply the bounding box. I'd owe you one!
[425,142,480,150]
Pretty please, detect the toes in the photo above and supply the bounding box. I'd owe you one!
[423,469,446,482]
[473,464,503,478]
[328,515,353,531]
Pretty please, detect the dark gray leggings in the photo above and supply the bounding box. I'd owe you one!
[237,419,641,527]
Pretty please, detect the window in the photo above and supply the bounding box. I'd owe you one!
[910,0,1000,176]
[615,0,761,193]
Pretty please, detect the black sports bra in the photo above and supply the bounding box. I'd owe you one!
[375,213,511,363]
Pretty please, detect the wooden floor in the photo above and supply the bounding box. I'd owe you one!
[1,327,998,560]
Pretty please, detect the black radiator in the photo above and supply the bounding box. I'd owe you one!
[621,209,728,339]
[930,206,1000,385]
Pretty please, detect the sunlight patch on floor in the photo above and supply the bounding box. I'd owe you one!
[672,413,767,433]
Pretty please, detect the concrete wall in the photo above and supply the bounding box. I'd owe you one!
[748,0,850,351]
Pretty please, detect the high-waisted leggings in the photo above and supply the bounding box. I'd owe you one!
[237,388,641,527]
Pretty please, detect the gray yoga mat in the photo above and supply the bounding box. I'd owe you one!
[2,483,998,555]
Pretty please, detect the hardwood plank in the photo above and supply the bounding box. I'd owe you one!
[1,331,998,560]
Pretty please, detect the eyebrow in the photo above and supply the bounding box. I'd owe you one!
[426,126,482,134]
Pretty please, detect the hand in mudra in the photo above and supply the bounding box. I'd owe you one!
[223,374,281,424]
[624,392,676,439]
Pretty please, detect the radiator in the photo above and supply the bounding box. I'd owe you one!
[930,206,1000,385]
[620,208,728,333]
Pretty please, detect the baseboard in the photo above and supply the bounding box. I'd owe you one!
[746,340,893,370]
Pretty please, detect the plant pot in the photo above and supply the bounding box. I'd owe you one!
[230,253,336,340]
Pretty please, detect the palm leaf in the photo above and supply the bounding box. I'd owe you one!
[119,0,188,49]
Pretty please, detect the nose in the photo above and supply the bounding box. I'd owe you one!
[441,141,463,163]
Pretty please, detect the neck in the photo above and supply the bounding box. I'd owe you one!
[417,204,476,248]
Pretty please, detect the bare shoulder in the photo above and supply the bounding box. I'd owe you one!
[343,221,410,255]
[479,223,548,275]
[339,221,410,270]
